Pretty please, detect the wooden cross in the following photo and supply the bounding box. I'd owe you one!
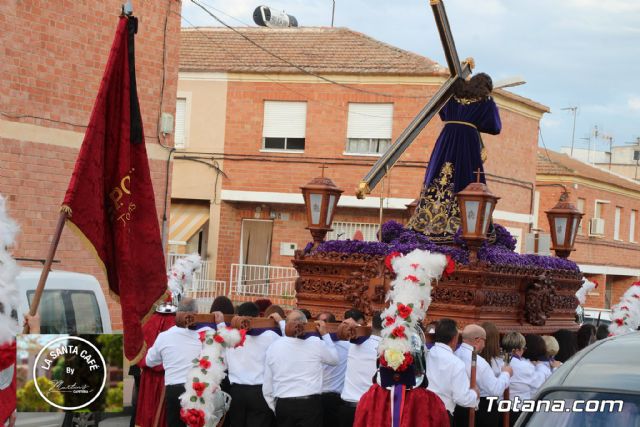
[474,168,482,183]
[356,0,474,199]
[319,164,328,177]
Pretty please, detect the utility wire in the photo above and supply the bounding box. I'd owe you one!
[189,0,437,100]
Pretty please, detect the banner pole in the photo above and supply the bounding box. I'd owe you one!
[23,210,67,333]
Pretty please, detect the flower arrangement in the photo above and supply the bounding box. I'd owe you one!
[0,194,19,373]
[377,249,448,371]
[313,220,579,273]
[180,327,245,427]
[168,253,203,299]
[609,281,640,336]
[575,278,597,306]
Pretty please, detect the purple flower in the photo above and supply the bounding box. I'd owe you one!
[380,220,405,243]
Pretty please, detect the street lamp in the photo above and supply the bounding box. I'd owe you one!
[301,170,343,248]
[456,171,499,262]
[546,192,583,259]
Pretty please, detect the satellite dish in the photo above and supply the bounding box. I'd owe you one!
[253,5,299,28]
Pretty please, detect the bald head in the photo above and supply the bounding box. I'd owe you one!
[286,310,307,324]
[177,297,197,313]
[461,324,486,351]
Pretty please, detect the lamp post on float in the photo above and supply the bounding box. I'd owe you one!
[456,169,499,262]
[545,191,583,259]
[300,166,343,249]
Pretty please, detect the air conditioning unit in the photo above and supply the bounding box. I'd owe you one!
[589,217,605,236]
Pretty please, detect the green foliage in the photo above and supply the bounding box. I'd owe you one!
[17,377,63,412]
[51,356,65,381]
[96,334,123,367]
[106,381,123,412]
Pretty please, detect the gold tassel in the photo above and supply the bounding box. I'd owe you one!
[60,204,72,217]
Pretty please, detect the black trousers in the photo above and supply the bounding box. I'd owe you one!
[321,392,342,427]
[275,395,322,427]
[165,384,187,427]
[454,398,505,427]
[229,384,275,427]
[338,401,357,427]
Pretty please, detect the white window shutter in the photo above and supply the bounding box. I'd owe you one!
[263,101,307,138]
[347,103,393,139]
[175,98,186,148]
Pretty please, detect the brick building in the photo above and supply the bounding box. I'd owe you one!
[0,1,181,330]
[172,26,548,301]
[536,149,640,311]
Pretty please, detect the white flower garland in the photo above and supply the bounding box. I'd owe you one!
[179,326,245,427]
[575,277,597,306]
[378,249,448,371]
[0,194,19,345]
[168,253,202,300]
[609,282,640,336]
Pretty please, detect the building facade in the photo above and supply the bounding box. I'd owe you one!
[173,27,548,302]
[0,1,181,330]
[536,150,640,311]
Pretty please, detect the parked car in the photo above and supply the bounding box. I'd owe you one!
[515,331,640,426]
[15,267,112,426]
[16,267,112,334]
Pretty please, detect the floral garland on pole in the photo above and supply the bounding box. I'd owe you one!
[179,326,246,427]
[609,281,640,336]
[378,249,450,371]
[575,277,597,306]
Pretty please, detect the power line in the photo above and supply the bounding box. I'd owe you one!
[188,0,436,100]
[178,13,429,120]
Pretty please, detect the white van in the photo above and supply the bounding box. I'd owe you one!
[15,267,112,334]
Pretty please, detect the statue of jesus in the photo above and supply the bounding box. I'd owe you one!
[407,73,502,243]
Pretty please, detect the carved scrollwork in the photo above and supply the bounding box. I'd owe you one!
[483,290,520,307]
[525,273,556,326]
[432,286,475,305]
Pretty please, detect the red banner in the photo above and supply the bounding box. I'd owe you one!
[63,16,167,362]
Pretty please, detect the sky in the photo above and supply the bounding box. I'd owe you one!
[181,0,640,153]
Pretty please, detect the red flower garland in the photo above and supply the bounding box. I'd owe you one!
[384,252,402,272]
[379,352,414,372]
[404,275,419,283]
[192,381,207,397]
[198,358,211,369]
[180,408,206,427]
[397,304,413,319]
[385,316,395,327]
[214,334,225,344]
[392,325,406,338]
[443,255,455,278]
[198,331,207,343]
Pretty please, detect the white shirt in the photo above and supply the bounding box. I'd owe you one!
[509,356,551,400]
[490,356,505,377]
[322,340,350,393]
[427,342,479,413]
[455,343,510,398]
[340,335,381,402]
[226,330,281,385]
[146,326,203,385]
[263,334,338,411]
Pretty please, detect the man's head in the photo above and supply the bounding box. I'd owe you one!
[284,310,307,338]
[177,297,197,313]
[434,318,459,348]
[237,302,260,317]
[209,296,234,315]
[371,311,383,335]
[317,312,336,323]
[264,304,285,318]
[344,308,365,324]
[299,308,312,320]
[461,324,487,352]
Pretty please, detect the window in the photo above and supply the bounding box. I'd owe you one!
[262,101,307,151]
[345,103,393,155]
[576,198,585,234]
[595,201,605,219]
[631,210,637,242]
[174,98,187,149]
[27,290,103,334]
[614,206,621,240]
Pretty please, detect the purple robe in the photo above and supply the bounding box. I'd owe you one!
[407,96,502,242]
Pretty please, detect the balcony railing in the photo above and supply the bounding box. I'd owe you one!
[229,263,298,300]
[167,252,212,280]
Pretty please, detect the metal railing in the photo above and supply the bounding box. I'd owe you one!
[229,263,298,299]
[184,279,228,313]
[327,221,379,241]
[167,252,212,280]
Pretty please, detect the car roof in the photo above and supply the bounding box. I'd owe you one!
[16,267,101,289]
[540,332,640,394]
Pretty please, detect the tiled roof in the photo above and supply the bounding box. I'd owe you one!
[180,27,443,75]
[537,149,640,192]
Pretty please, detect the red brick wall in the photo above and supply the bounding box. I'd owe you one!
[0,0,181,331]
[221,81,539,213]
[536,182,640,268]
